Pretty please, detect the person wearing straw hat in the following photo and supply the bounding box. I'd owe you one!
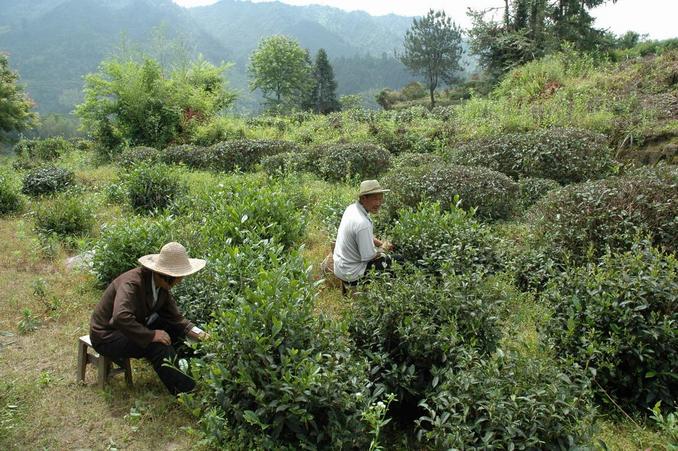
[332,179,397,291]
[89,242,207,395]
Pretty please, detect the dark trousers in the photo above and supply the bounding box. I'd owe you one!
[93,317,195,395]
[342,253,403,291]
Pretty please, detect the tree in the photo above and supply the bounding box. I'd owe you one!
[0,54,37,142]
[248,35,313,112]
[401,10,464,108]
[306,49,340,114]
[76,55,234,154]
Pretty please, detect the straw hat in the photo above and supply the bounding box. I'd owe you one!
[138,242,206,277]
[358,179,390,197]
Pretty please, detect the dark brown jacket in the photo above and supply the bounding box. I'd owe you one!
[89,267,194,348]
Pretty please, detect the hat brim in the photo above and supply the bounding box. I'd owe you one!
[138,255,206,277]
[359,188,390,196]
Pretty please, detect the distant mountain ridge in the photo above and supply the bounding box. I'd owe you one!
[0,0,422,114]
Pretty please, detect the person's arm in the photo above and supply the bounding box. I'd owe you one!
[110,282,155,348]
[158,292,195,337]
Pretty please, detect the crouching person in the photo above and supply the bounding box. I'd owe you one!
[89,242,207,395]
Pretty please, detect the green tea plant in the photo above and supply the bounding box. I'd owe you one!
[91,215,175,285]
[117,146,162,167]
[161,144,210,169]
[542,241,677,412]
[124,163,188,214]
[208,139,300,172]
[180,251,376,449]
[449,128,614,184]
[388,202,503,275]
[33,193,94,238]
[418,351,595,449]
[309,143,391,182]
[383,163,519,221]
[14,136,75,162]
[348,270,503,426]
[517,177,561,209]
[529,165,678,263]
[21,166,74,196]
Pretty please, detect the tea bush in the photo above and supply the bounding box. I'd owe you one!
[124,163,188,213]
[388,202,503,275]
[161,144,210,169]
[542,242,677,412]
[208,139,300,172]
[14,136,74,161]
[518,177,561,209]
[349,270,503,424]
[180,251,375,449]
[33,193,94,237]
[91,215,175,285]
[0,170,24,215]
[383,164,519,221]
[309,143,391,182]
[21,166,74,196]
[260,151,310,175]
[418,351,595,449]
[529,165,678,263]
[450,128,614,184]
[392,152,443,169]
[117,146,161,167]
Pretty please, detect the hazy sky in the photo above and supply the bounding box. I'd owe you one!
[172,0,677,40]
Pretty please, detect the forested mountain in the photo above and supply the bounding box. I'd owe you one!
[0,0,419,114]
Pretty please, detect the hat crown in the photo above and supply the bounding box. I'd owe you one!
[156,242,190,270]
[359,179,390,196]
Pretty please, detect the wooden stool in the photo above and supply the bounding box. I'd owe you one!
[76,335,133,389]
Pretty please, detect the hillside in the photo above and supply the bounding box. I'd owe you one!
[0,0,417,114]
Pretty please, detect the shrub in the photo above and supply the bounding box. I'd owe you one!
[383,164,519,221]
[0,170,24,215]
[14,136,74,161]
[180,251,375,449]
[418,351,595,449]
[21,165,74,196]
[349,271,503,425]
[309,143,391,182]
[34,193,94,237]
[529,165,678,263]
[392,152,443,169]
[208,139,300,172]
[161,144,210,169]
[91,215,175,285]
[518,177,561,209]
[260,151,310,175]
[117,146,161,167]
[388,202,503,275]
[124,163,188,213]
[542,242,677,412]
[450,128,615,184]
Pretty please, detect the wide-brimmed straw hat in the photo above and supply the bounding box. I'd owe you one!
[358,179,390,197]
[138,242,206,277]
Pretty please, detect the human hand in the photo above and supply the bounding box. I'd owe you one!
[152,329,171,345]
[382,240,394,252]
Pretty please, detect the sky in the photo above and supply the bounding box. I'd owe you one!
[172,0,677,41]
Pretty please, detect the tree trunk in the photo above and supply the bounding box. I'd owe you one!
[429,86,435,108]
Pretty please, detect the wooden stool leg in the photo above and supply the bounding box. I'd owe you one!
[97,356,109,389]
[123,359,133,387]
[76,341,87,383]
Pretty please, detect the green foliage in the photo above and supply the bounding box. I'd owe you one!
[305,49,340,114]
[529,165,678,264]
[418,351,595,449]
[190,116,247,146]
[117,146,162,167]
[17,308,39,335]
[401,9,463,107]
[76,55,234,156]
[248,35,313,111]
[542,242,678,412]
[260,151,309,176]
[309,143,391,182]
[91,215,175,285]
[124,163,188,214]
[21,165,74,196]
[0,54,37,141]
[0,169,24,215]
[383,163,519,221]
[180,251,375,449]
[349,271,503,423]
[392,152,443,169]
[208,140,300,172]
[450,128,614,184]
[161,144,210,169]
[34,193,94,238]
[518,177,561,209]
[388,202,502,275]
[13,136,74,162]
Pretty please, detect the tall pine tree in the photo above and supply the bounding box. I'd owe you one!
[305,49,340,114]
